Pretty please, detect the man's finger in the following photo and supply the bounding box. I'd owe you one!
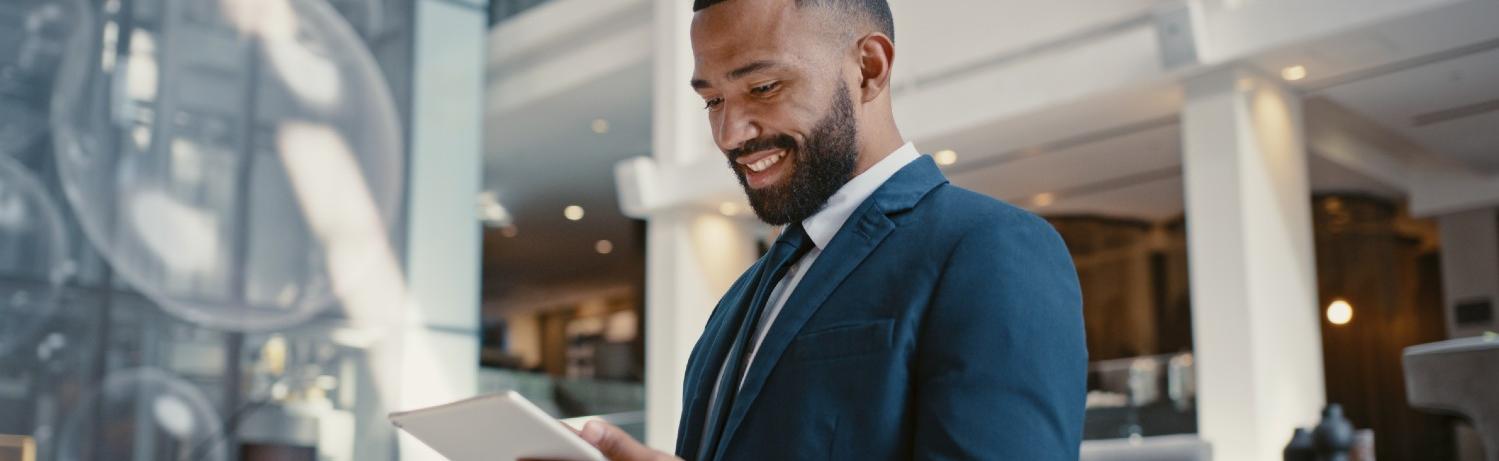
[578,420,665,461]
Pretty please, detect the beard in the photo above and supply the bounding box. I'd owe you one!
[727,81,859,226]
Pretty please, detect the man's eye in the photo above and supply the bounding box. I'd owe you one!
[703,97,723,110]
[750,82,779,95]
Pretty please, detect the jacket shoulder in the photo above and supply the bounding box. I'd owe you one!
[915,183,1059,238]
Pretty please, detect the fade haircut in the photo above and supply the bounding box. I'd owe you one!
[693,0,895,42]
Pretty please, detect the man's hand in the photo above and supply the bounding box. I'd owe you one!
[520,420,681,461]
[576,420,681,461]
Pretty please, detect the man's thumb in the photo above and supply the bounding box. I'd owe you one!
[579,420,654,460]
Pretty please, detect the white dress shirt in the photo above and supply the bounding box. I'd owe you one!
[703,142,922,425]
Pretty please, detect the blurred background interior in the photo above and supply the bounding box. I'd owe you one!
[0,0,1497,460]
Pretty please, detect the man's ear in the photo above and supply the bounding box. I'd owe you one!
[856,33,895,103]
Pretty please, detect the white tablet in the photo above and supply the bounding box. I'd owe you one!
[389,391,608,461]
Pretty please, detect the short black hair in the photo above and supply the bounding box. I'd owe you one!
[693,0,895,42]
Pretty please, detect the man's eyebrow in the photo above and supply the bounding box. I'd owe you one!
[689,60,782,90]
[726,60,778,80]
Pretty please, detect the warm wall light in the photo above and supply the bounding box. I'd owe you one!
[1032,192,1056,207]
[595,240,614,255]
[1326,299,1353,325]
[934,149,958,166]
[1281,65,1308,81]
[591,118,610,134]
[500,225,518,238]
[719,202,741,217]
[564,205,585,221]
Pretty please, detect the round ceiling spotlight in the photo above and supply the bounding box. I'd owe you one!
[933,149,958,166]
[719,202,741,217]
[1281,65,1308,81]
[564,205,585,221]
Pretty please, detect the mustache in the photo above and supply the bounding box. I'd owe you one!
[726,134,798,161]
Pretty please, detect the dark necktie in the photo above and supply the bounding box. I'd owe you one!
[698,223,814,460]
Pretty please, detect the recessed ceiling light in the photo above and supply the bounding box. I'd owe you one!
[1032,192,1056,207]
[595,240,614,255]
[1236,77,1255,92]
[719,202,741,217]
[591,118,610,134]
[476,191,512,227]
[564,205,585,221]
[934,149,958,166]
[1280,65,1307,81]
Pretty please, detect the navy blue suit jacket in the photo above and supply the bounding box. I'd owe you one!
[676,156,1087,460]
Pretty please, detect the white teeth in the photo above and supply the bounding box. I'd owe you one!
[747,152,785,173]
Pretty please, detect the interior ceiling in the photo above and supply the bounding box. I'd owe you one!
[1253,0,1499,174]
[480,0,1499,310]
[1312,46,1499,173]
[943,0,1499,220]
[481,61,652,310]
[947,122,1184,221]
[886,0,1161,87]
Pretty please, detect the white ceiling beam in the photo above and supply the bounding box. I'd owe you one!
[1190,0,1465,64]
[1410,166,1499,217]
[486,0,649,67]
[1303,98,1417,192]
[485,23,651,115]
[615,155,742,219]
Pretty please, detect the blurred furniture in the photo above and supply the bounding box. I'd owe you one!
[1085,353,1198,439]
[241,444,316,461]
[1404,335,1499,461]
[240,402,354,461]
[0,434,34,461]
[1081,434,1212,461]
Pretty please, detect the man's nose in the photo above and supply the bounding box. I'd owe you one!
[714,103,760,154]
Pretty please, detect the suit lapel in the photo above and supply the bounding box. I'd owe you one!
[709,156,949,460]
[710,203,896,461]
[678,265,761,457]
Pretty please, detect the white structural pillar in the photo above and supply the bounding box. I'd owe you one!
[1180,67,1326,461]
[636,0,761,451]
[396,0,487,459]
[1435,208,1499,461]
[1437,208,1499,338]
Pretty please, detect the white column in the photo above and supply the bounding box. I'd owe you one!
[1180,67,1325,461]
[395,0,487,459]
[1437,208,1499,338]
[638,0,760,450]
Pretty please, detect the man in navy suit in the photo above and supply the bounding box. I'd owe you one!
[572,0,1087,459]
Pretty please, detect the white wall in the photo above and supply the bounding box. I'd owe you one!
[1438,208,1499,338]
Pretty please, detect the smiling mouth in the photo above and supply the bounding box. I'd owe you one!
[735,149,791,189]
[744,151,786,172]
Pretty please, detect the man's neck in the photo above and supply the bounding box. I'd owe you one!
[851,128,906,178]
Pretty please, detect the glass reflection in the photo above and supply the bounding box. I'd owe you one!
[0,155,71,360]
[48,0,405,331]
[55,368,228,461]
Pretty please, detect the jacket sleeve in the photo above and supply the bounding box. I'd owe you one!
[912,212,1088,460]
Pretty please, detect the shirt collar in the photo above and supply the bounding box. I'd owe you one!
[800,142,921,250]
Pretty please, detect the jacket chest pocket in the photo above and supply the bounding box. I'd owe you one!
[785,320,893,363]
